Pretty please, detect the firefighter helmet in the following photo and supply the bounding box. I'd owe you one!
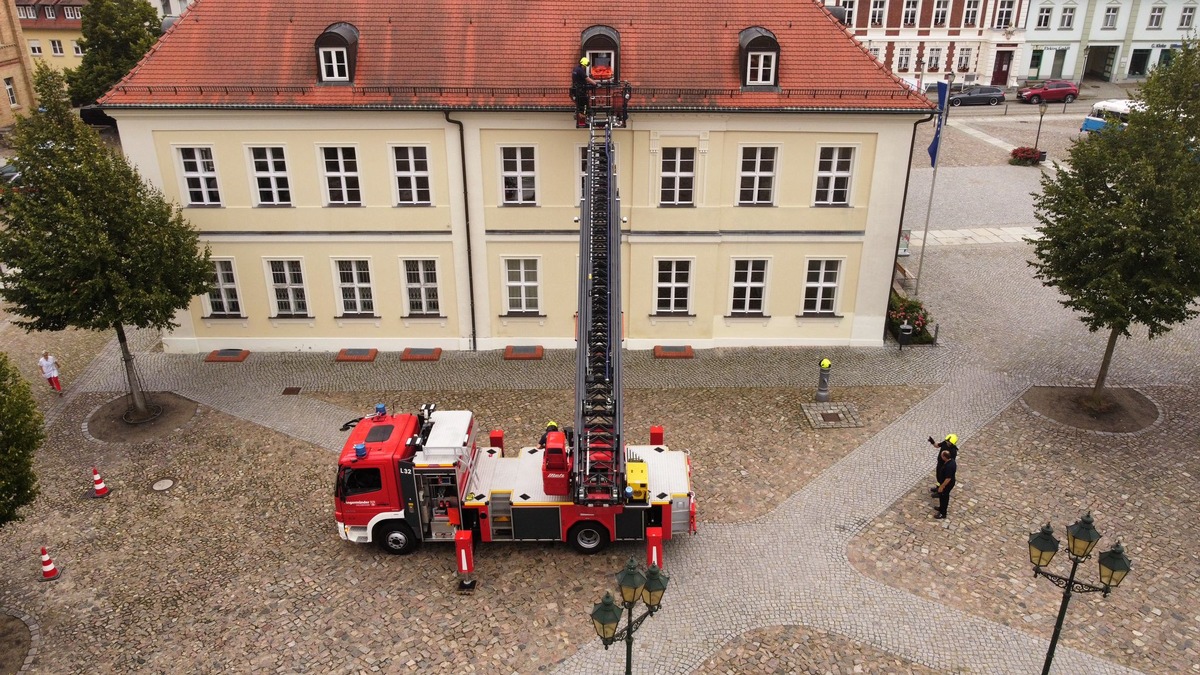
[945,434,958,445]
[580,57,589,66]
[546,421,559,430]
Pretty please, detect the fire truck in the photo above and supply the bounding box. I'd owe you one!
[334,82,696,555]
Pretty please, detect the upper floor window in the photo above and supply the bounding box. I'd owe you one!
[50,40,63,56]
[179,147,221,205]
[501,146,537,205]
[72,40,83,56]
[902,0,918,25]
[5,78,17,107]
[315,22,358,83]
[995,0,1015,28]
[740,27,780,87]
[842,0,857,26]
[660,147,695,206]
[64,6,81,19]
[1036,7,1053,28]
[582,25,620,80]
[963,0,979,25]
[1060,6,1076,28]
[738,147,776,205]
[933,0,949,24]
[44,6,55,18]
[1148,6,1164,28]
[870,0,886,25]
[393,146,432,205]
[321,146,361,205]
[16,6,36,19]
[250,146,290,206]
[815,147,854,206]
[1182,6,1196,28]
[1103,6,1119,28]
[29,40,42,56]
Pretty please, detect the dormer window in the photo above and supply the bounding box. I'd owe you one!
[739,27,780,88]
[581,25,620,80]
[315,22,359,84]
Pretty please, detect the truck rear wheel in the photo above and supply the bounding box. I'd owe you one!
[375,522,419,555]
[568,522,609,554]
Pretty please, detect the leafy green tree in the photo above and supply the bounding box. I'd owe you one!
[1030,40,1200,401]
[0,353,44,529]
[0,65,211,419]
[66,0,159,106]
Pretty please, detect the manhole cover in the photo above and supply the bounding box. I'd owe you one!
[152,479,175,491]
[282,387,301,395]
[821,412,843,423]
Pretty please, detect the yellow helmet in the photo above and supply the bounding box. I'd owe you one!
[580,57,589,66]
[820,358,832,369]
[547,420,559,429]
[946,434,958,445]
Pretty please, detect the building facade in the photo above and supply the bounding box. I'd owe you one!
[16,0,84,73]
[101,0,933,354]
[0,0,37,126]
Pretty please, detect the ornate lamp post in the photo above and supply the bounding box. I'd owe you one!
[1028,513,1132,675]
[589,558,670,675]
[1034,100,1049,150]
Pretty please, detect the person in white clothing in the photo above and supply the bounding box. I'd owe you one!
[38,350,63,396]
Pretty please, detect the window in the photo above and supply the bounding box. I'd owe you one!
[50,40,63,56]
[321,146,361,205]
[995,0,1015,27]
[815,147,854,206]
[249,146,290,205]
[1037,6,1053,28]
[870,0,886,24]
[902,0,918,25]
[207,260,241,317]
[500,146,536,205]
[393,146,431,205]
[319,48,348,81]
[660,147,695,206]
[4,78,15,107]
[335,260,374,316]
[869,46,882,61]
[655,259,691,315]
[963,0,979,25]
[403,259,440,316]
[1060,6,1075,27]
[504,258,540,314]
[268,260,308,316]
[339,467,382,497]
[1103,6,1119,28]
[16,6,35,19]
[802,260,841,315]
[1148,6,1164,28]
[161,0,171,15]
[747,52,776,85]
[957,47,972,71]
[927,47,942,71]
[43,6,55,18]
[897,47,912,71]
[842,0,856,25]
[29,40,41,56]
[586,49,616,78]
[730,259,768,315]
[582,25,621,80]
[1030,49,1044,70]
[738,147,776,205]
[179,147,221,205]
[71,40,83,56]
[578,145,618,205]
[1183,6,1196,28]
[64,6,81,19]
[933,0,949,24]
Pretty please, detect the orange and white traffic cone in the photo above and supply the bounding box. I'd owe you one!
[39,547,61,582]
[87,466,110,499]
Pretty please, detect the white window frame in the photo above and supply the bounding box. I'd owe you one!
[746,51,777,85]
[927,47,943,71]
[499,145,537,206]
[902,0,919,25]
[50,40,63,56]
[933,0,949,24]
[659,146,695,206]
[1037,6,1053,28]
[963,0,979,25]
[16,6,35,19]
[177,146,221,206]
[248,146,291,206]
[71,40,83,56]
[401,258,441,316]
[586,49,616,77]
[870,0,886,24]
[392,145,432,206]
[319,146,361,206]
[654,258,693,315]
[28,40,42,56]
[814,146,855,207]
[332,258,375,317]
[897,47,913,71]
[1181,6,1195,28]
[737,146,778,206]
[502,257,541,314]
[43,6,55,18]
[802,259,843,316]
[265,258,309,318]
[1060,6,1076,27]
[206,259,242,317]
[319,47,349,81]
[64,6,81,19]
[1148,5,1164,28]
[1103,6,1119,28]
[729,258,769,316]
[956,47,973,71]
[869,46,883,61]
[4,78,16,107]
[995,0,1015,28]
[578,144,619,205]
[842,0,856,26]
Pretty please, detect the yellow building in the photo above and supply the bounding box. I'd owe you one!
[0,0,37,126]
[17,0,84,72]
[101,0,935,354]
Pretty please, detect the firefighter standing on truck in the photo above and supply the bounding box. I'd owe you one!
[571,57,598,126]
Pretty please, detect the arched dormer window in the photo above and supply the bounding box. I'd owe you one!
[739,27,780,88]
[581,25,620,80]
[316,22,359,84]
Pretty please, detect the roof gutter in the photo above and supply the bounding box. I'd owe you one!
[102,103,934,115]
[444,111,478,352]
[887,110,936,341]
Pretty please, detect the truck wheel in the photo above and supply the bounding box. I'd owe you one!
[568,522,609,554]
[375,522,419,555]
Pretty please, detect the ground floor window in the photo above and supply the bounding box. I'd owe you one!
[802,259,841,315]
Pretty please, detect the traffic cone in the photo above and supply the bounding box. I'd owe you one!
[87,466,110,499]
[39,547,61,582]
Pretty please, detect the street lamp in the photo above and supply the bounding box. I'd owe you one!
[1034,100,1049,151]
[1028,513,1132,675]
[589,557,670,675]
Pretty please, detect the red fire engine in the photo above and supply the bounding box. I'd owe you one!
[334,83,695,554]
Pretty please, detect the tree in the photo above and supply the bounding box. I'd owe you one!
[0,65,212,420]
[1029,40,1200,402]
[0,353,44,529]
[66,0,159,107]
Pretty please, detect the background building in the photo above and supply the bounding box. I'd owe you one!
[0,0,37,127]
[16,0,85,73]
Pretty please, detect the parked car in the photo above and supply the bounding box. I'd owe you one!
[1017,80,1079,104]
[948,86,1006,106]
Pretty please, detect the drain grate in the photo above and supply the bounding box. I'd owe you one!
[821,412,843,423]
[282,387,301,396]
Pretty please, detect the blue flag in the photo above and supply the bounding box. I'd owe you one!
[927,81,949,167]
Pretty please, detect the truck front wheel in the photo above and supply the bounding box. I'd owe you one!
[375,522,419,555]
[568,522,609,554]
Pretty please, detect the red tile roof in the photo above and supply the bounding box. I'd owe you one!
[101,0,933,113]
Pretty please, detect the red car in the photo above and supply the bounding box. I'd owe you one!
[1017,80,1079,104]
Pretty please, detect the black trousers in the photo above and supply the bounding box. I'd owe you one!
[937,484,954,515]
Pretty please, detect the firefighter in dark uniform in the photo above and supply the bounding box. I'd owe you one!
[929,434,958,496]
[539,421,561,448]
[571,57,598,126]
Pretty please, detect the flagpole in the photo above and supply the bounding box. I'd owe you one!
[913,73,954,297]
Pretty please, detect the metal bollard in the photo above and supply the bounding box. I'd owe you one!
[816,358,832,402]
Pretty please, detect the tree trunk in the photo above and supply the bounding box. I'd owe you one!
[1092,325,1122,402]
[115,323,149,419]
